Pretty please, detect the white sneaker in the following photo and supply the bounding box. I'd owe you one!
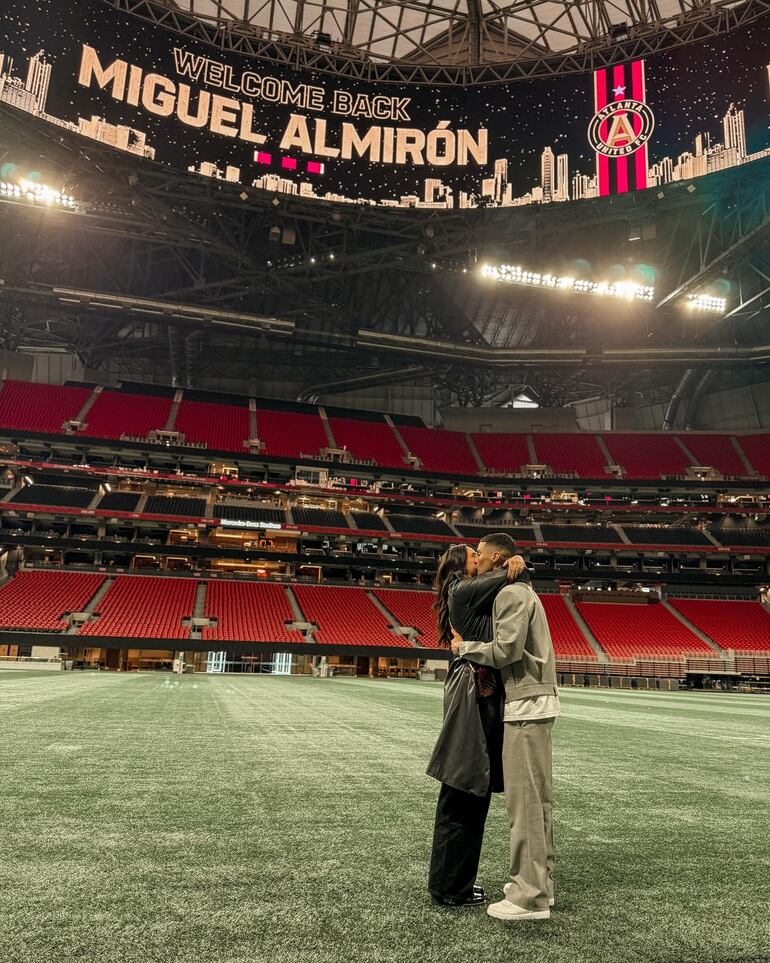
[503,883,555,907]
[487,899,550,921]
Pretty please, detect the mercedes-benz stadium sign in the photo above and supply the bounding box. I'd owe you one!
[1,0,769,209]
[220,519,283,531]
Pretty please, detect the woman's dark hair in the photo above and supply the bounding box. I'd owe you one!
[433,544,470,647]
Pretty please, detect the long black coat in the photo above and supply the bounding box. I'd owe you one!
[426,657,504,796]
[426,567,510,796]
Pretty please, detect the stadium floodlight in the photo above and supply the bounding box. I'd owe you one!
[0,178,76,209]
[685,293,726,314]
[479,263,654,303]
[0,182,22,199]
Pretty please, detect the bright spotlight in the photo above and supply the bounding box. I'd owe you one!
[481,262,654,302]
[0,178,75,209]
[686,293,726,314]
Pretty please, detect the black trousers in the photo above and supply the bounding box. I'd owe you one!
[428,781,492,899]
[428,695,501,899]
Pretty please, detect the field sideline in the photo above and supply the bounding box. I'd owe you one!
[1,672,768,963]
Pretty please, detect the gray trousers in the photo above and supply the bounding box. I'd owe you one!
[502,718,554,911]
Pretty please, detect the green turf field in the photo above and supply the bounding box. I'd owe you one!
[1,672,768,963]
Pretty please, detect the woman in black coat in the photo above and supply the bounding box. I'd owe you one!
[427,544,523,907]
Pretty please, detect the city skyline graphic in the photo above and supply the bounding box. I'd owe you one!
[1,0,770,210]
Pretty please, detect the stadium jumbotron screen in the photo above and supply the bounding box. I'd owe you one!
[1,0,769,209]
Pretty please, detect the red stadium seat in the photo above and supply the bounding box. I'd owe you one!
[78,576,196,639]
[83,390,173,440]
[6,570,760,662]
[676,434,747,477]
[399,425,478,475]
[601,433,693,479]
[0,570,106,631]
[735,434,770,477]
[202,581,304,644]
[293,585,411,646]
[328,417,406,468]
[532,433,608,479]
[174,399,250,453]
[471,432,529,474]
[576,600,713,660]
[539,594,597,659]
[0,380,91,434]
[670,599,770,653]
[256,409,328,459]
[374,589,442,647]
[0,378,762,487]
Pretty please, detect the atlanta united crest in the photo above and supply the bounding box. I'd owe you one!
[588,100,655,157]
[592,61,654,195]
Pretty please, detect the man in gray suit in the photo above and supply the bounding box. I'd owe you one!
[450,532,559,922]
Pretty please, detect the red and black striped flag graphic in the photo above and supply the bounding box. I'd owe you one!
[590,61,654,196]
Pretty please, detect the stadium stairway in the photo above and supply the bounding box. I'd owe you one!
[1,483,21,503]
[367,591,419,647]
[72,385,103,425]
[383,415,412,463]
[662,600,725,656]
[164,390,183,431]
[613,524,632,545]
[186,581,216,639]
[701,529,724,548]
[525,435,538,462]
[563,596,609,662]
[673,435,697,465]
[380,514,397,534]
[65,576,114,634]
[446,519,465,539]
[317,407,337,448]
[731,437,758,476]
[465,434,486,474]
[285,585,317,642]
[192,582,207,619]
[594,435,615,469]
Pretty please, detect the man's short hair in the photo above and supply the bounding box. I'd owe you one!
[478,532,516,559]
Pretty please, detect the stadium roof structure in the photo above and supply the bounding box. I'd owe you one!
[2,0,770,417]
[175,0,705,62]
[2,100,770,416]
[119,0,770,82]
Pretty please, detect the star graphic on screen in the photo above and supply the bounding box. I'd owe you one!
[612,85,627,97]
